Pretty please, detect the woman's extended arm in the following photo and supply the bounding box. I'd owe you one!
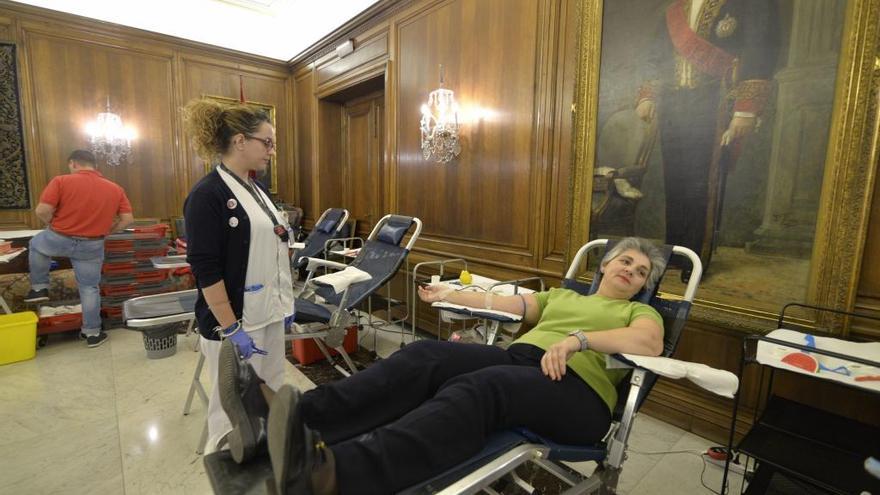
[417,285,541,326]
[541,317,663,381]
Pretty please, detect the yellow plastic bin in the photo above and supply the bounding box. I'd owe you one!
[0,311,38,365]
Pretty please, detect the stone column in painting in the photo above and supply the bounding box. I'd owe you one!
[746,0,846,257]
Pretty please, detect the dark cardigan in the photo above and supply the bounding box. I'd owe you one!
[183,169,254,340]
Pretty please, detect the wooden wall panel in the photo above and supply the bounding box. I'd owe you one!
[179,59,290,210]
[316,33,388,88]
[343,93,384,233]
[24,31,176,220]
[294,70,316,223]
[395,0,540,257]
[543,0,577,269]
[0,1,291,231]
[317,99,344,212]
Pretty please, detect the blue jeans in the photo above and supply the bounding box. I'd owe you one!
[29,229,105,336]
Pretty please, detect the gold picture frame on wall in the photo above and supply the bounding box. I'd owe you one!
[202,94,278,194]
[567,0,880,333]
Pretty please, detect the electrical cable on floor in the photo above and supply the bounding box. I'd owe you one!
[628,448,735,495]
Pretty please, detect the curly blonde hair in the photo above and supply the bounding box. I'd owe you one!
[181,98,270,162]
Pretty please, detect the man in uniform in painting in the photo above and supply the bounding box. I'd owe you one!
[635,0,780,280]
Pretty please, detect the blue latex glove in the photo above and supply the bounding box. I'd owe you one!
[226,327,268,359]
[284,311,296,331]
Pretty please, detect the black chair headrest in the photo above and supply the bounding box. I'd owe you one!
[315,209,344,234]
[376,215,414,246]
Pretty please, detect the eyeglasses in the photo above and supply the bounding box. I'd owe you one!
[244,135,276,151]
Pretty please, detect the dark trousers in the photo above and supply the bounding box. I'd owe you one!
[300,340,611,494]
[658,84,721,262]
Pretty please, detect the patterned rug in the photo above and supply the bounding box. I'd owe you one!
[287,346,586,494]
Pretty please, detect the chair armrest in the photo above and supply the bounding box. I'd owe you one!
[304,257,349,272]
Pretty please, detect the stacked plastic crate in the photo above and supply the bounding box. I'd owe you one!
[100,224,173,329]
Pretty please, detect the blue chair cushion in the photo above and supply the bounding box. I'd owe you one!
[515,428,608,462]
[376,216,413,245]
[292,298,332,324]
[315,214,340,233]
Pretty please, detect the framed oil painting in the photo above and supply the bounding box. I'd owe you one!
[202,94,278,194]
[568,0,880,332]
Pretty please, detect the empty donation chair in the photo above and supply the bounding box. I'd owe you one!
[291,214,422,376]
[402,238,703,495]
[290,208,350,276]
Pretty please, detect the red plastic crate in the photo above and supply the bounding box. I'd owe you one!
[291,326,358,365]
[37,312,83,335]
[131,223,169,237]
[105,238,167,252]
[104,246,170,262]
[102,260,155,274]
[100,279,172,297]
[102,269,169,285]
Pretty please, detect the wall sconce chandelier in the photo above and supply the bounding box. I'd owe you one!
[85,97,136,167]
[420,65,461,163]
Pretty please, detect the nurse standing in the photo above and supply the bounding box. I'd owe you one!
[181,98,294,453]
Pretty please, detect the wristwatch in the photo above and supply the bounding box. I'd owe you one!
[568,330,589,352]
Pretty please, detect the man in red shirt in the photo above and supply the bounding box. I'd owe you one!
[24,150,134,347]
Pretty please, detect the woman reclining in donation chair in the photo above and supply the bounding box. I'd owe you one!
[217,237,666,495]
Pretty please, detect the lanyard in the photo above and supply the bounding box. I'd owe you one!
[220,163,287,239]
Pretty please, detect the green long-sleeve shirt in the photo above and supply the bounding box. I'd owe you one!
[513,288,663,412]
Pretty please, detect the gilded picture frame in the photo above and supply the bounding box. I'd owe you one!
[202,94,278,194]
[567,0,880,333]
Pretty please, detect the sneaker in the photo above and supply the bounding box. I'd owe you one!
[219,339,271,463]
[24,288,49,302]
[85,332,108,348]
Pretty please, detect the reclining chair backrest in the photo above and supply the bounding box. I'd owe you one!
[293,208,349,267]
[562,239,695,419]
[314,215,420,310]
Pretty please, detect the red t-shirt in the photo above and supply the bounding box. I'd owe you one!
[39,170,133,237]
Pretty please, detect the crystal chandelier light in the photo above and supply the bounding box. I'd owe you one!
[85,97,136,167]
[420,65,461,163]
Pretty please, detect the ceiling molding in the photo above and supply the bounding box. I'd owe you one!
[286,0,411,67]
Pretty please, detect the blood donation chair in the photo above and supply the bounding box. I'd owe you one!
[289,214,422,376]
[291,208,350,279]
[403,238,702,495]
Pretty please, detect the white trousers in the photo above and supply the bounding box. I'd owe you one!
[200,320,286,453]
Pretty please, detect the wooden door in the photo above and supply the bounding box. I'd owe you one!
[342,91,384,235]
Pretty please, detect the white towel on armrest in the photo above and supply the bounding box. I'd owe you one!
[607,354,739,398]
[311,266,372,294]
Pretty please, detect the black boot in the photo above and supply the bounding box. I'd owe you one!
[268,385,338,495]
[218,338,270,463]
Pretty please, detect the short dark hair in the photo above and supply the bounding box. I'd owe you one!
[68,149,97,167]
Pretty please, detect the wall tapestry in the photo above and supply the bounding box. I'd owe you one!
[0,42,29,209]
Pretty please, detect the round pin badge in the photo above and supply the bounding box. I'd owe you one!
[227,199,238,209]
[229,217,239,227]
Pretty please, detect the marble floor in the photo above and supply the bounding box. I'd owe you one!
[0,325,746,494]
